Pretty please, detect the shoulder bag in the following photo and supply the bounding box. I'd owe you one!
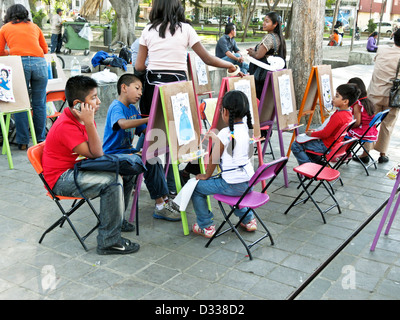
[389,58,400,108]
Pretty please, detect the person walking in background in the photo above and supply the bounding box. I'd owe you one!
[367,29,400,163]
[50,8,64,54]
[0,4,48,150]
[215,23,249,74]
[367,32,378,52]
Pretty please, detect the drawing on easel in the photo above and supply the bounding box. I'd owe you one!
[171,92,196,146]
[321,74,333,111]
[233,79,254,124]
[195,56,208,86]
[0,65,15,103]
[278,74,294,116]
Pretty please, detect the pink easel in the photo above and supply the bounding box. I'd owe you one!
[370,172,400,251]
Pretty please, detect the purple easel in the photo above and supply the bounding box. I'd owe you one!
[370,172,400,251]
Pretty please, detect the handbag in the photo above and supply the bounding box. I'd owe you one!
[249,33,279,82]
[73,153,147,199]
[389,59,400,108]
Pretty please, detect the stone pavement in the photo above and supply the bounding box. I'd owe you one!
[1,61,400,301]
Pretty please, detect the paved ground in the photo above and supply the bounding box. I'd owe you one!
[1,40,400,302]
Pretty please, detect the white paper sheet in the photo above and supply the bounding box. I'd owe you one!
[172,178,199,211]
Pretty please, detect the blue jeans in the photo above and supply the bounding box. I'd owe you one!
[222,53,249,73]
[50,33,62,53]
[53,170,135,248]
[291,139,328,165]
[143,161,169,199]
[15,56,48,144]
[192,176,254,229]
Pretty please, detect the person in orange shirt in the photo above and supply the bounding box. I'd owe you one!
[328,30,339,46]
[0,4,48,150]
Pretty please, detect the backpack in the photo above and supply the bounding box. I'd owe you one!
[119,47,132,64]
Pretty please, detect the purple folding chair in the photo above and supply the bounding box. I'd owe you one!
[205,157,288,260]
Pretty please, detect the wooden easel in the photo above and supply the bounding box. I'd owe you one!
[129,81,207,236]
[0,56,37,169]
[258,69,299,187]
[209,75,266,187]
[287,65,334,156]
[187,53,214,129]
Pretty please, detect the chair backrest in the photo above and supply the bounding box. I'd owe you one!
[324,119,356,156]
[249,157,288,190]
[326,137,357,163]
[369,109,389,129]
[27,142,46,175]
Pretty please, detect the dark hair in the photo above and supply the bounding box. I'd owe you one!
[117,74,142,95]
[56,8,63,14]
[65,76,98,107]
[347,77,375,116]
[222,90,253,155]
[265,12,287,59]
[394,29,400,46]
[3,4,30,24]
[224,23,235,35]
[336,83,361,107]
[333,29,339,34]
[369,31,378,38]
[149,0,188,38]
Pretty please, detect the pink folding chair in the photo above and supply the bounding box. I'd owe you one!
[205,157,288,260]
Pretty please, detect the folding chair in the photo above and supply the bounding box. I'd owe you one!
[205,157,288,260]
[27,142,100,251]
[45,90,67,130]
[284,139,355,224]
[348,109,390,176]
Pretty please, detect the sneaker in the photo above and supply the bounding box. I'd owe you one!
[192,223,216,238]
[121,219,135,232]
[153,201,181,221]
[240,218,257,232]
[97,237,140,255]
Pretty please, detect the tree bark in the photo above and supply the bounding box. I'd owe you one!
[289,0,325,111]
[109,0,138,46]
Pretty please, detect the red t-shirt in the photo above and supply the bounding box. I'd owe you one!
[311,109,353,148]
[42,108,89,189]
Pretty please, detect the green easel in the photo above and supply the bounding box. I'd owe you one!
[0,56,37,169]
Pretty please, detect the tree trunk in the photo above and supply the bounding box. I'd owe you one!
[289,0,325,111]
[109,0,138,46]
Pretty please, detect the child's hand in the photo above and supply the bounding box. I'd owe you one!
[72,103,95,125]
[196,174,209,180]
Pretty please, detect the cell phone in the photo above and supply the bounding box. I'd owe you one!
[73,102,81,111]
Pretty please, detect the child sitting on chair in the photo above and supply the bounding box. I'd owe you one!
[42,76,140,255]
[291,83,359,165]
[346,77,377,164]
[191,90,256,238]
[102,74,181,222]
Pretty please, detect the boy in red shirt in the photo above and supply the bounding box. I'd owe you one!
[291,83,360,165]
[42,76,140,255]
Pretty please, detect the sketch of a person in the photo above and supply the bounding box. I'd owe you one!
[179,104,193,141]
[0,69,10,91]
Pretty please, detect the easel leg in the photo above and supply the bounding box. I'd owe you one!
[172,162,189,235]
[0,113,13,169]
[370,176,400,251]
[27,110,37,145]
[256,140,266,190]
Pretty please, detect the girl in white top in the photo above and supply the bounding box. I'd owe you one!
[191,91,257,238]
[135,0,240,117]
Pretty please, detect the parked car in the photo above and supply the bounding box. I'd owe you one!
[205,17,220,25]
[364,21,394,35]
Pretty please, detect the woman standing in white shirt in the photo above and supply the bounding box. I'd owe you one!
[135,0,239,117]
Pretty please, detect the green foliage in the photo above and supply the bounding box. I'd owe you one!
[31,9,47,28]
[367,19,377,34]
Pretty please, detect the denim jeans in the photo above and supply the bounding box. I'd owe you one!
[222,53,249,73]
[192,176,254,229]
[143,161,169,199]
[50,34,62,53]
[15,56,48,144]
[291,139,328,165]
[53,170,135,248]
